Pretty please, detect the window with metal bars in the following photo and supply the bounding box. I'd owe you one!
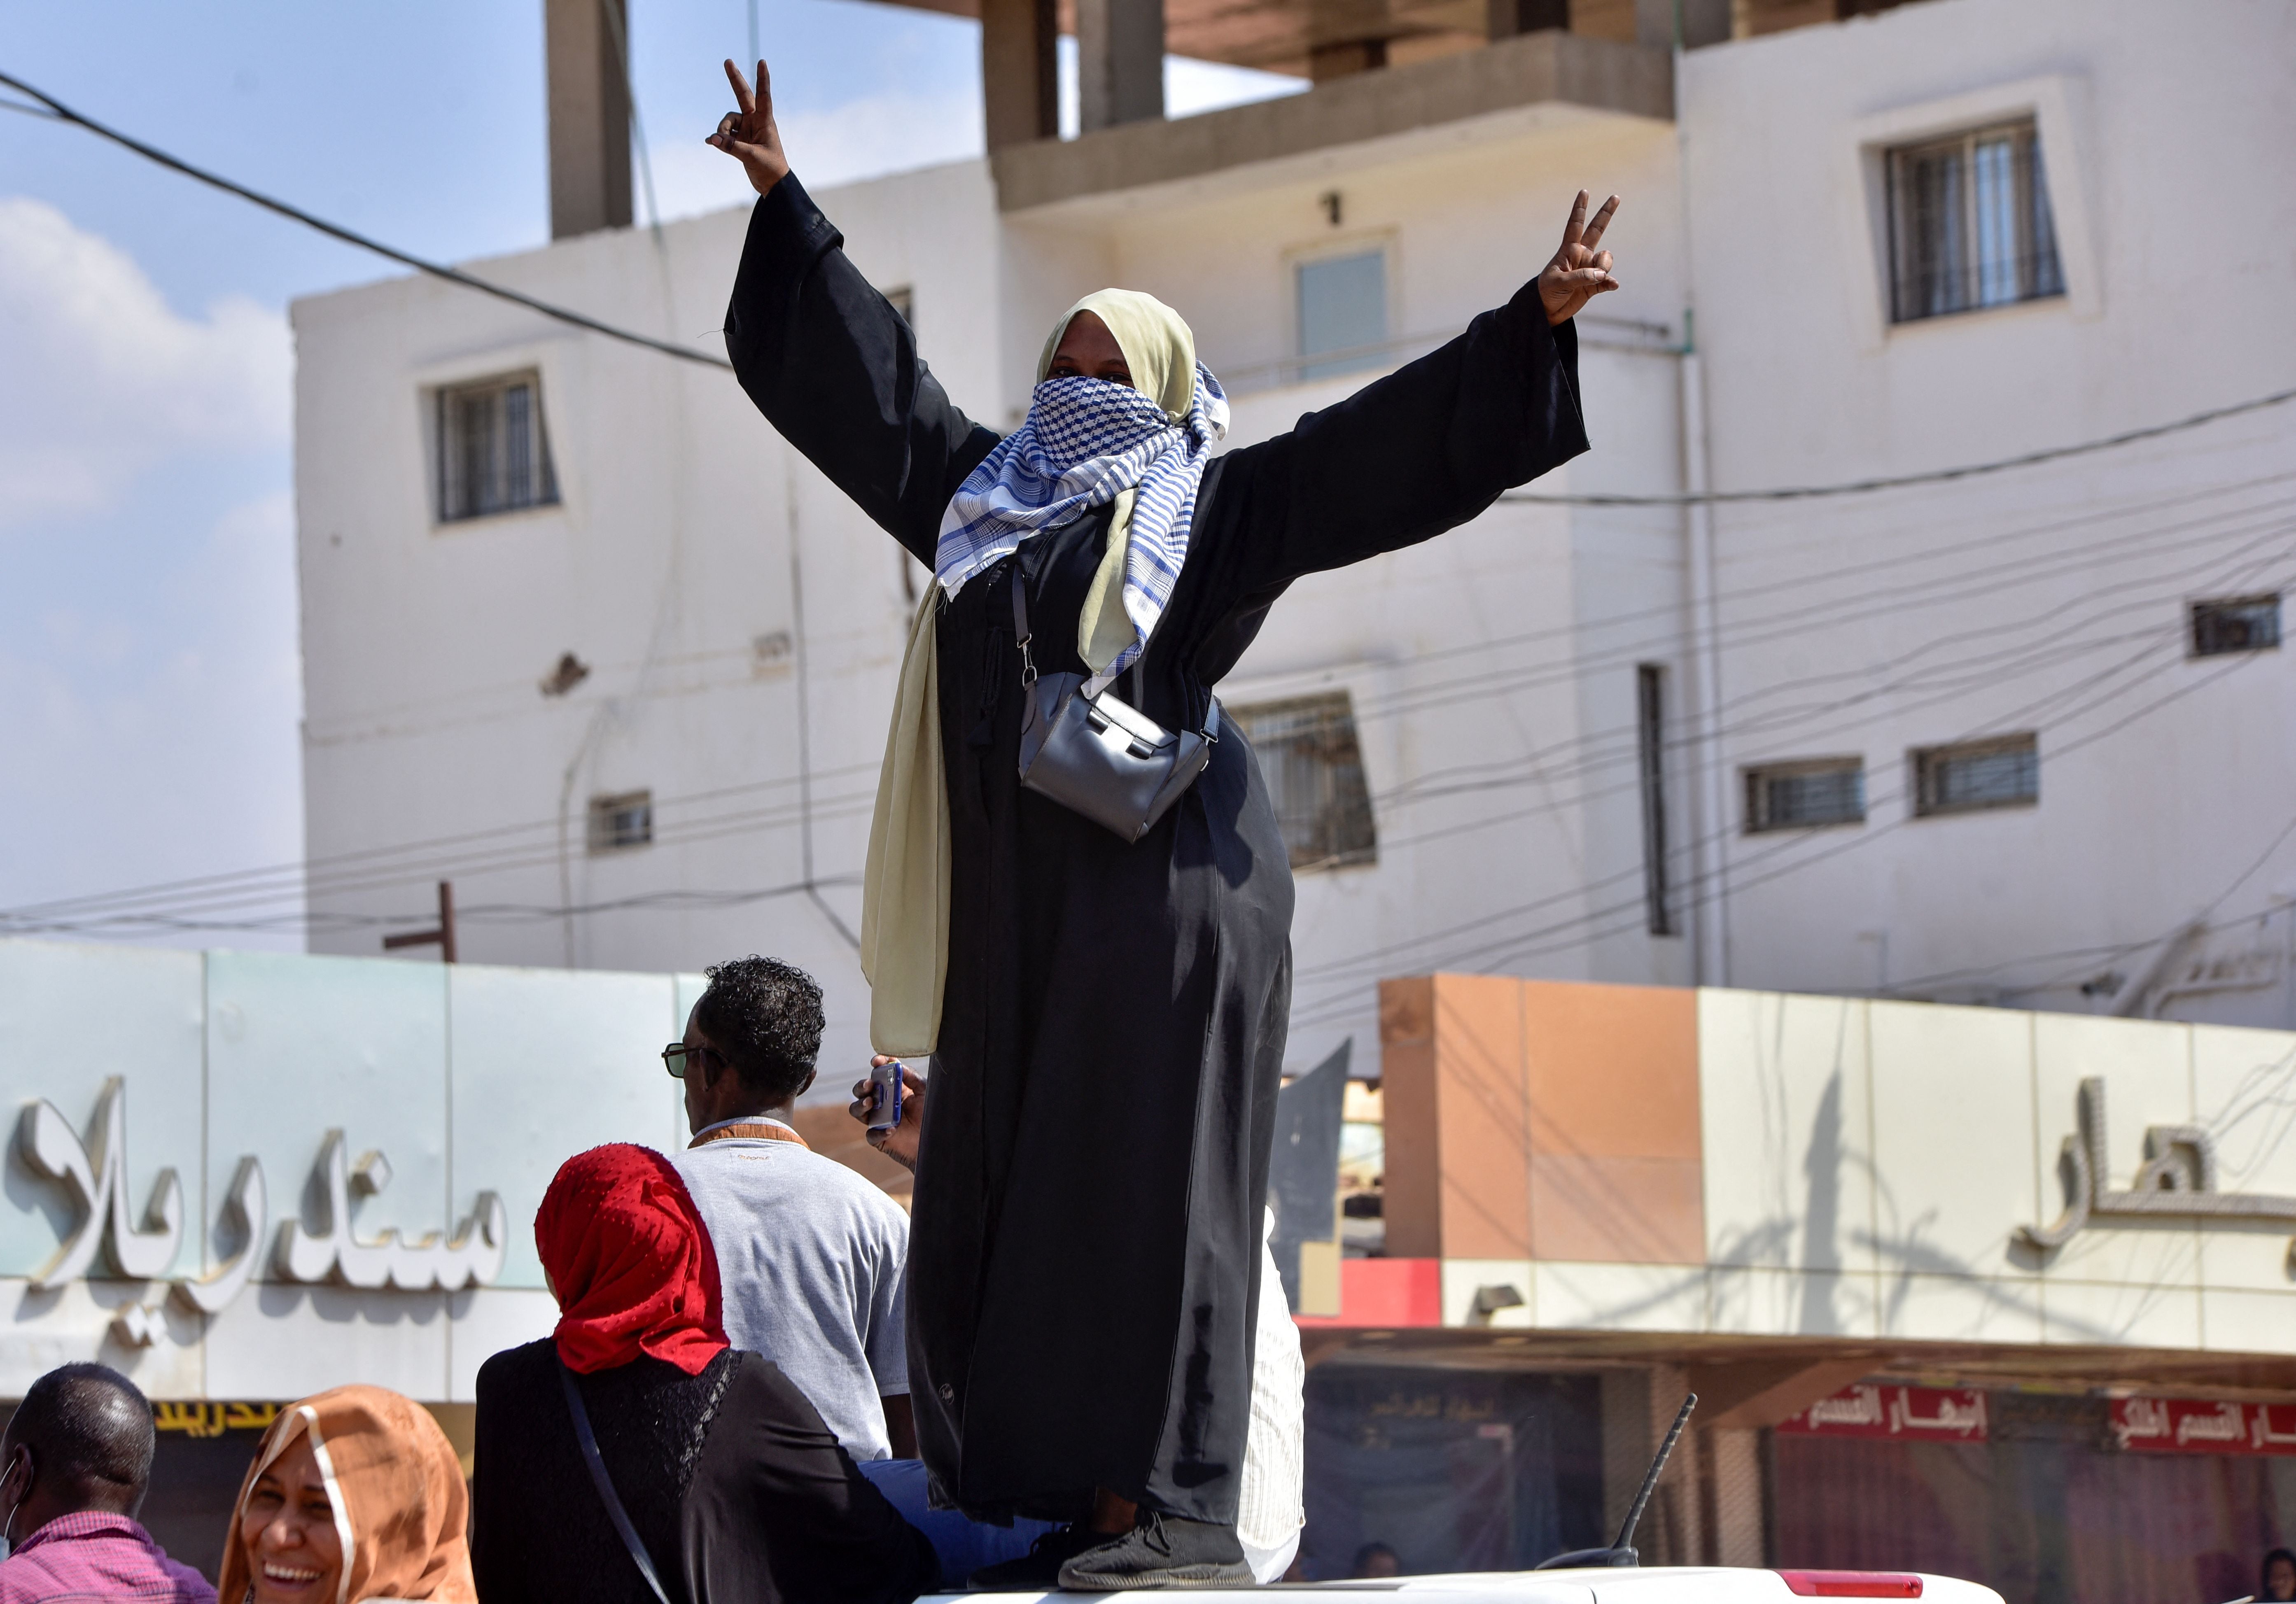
[1229,692,1377,870]
[1887,119,2064,324]
[436,371,559,522]
[1744,758,1866,834]
[1912,734,2037,817]
[2191,595,2281,657]
[587,790,653,853]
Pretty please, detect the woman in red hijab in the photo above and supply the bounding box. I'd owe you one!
[471,1145,935,1604]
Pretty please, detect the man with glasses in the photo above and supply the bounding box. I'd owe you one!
[662,955,915,1459]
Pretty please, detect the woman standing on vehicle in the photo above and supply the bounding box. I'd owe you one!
[710,57,1615,1590]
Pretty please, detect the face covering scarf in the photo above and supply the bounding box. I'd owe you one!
[861,290,1226,1057]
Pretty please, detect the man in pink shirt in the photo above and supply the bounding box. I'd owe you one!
[0,1364,212,1604]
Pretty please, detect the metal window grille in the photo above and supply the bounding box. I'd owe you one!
[587,790,653,853]
[1744,759,1866,833]
[1229,692,1377,870]
[2191,594,2282,657]
[1636,665,1674,935]
[1296,250,1389,383]
[1912,734,2038,817]
[437,372,559,522]
[1886,119,2064,324]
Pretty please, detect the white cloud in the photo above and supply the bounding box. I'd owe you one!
[0,197,290,526]
[642,83,987,222]
[0,489,304,944]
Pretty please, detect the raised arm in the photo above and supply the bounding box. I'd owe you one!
[1223,192,1616,593]
[713,60,998,564]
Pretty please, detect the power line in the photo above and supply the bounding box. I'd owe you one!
[1499,384,2296,507]
[15,485,2289,937]
[1279,626,2282,1024]
[0,68,735,372]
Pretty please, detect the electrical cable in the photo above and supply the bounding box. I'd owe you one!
[0,68,735,372]
[14,500,2288,936]
[6,67,2289,506]
[1279,626,2281,1022]
[1498,385,2296,506]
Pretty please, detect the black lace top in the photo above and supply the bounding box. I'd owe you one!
[471,1341,935,1604]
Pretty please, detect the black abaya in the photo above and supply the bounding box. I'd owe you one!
[725,175,1589,1527]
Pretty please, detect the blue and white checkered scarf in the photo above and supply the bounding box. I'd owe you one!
[934,364,1229,682]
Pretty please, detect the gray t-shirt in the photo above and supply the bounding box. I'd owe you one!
[672,1135,910,1460]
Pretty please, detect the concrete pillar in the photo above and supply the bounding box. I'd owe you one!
[545,0,633,239]
[1709,1428,1767,1566]
[1308,38,1389,83]
[982,0,1060,149]
[1077,0,1166,132]
[1634,0,1731,46]
[1487,0,1569,39]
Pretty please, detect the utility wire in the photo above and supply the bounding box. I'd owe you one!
[1501,385,2296,506]
[7,68,2289,507]
[12,490,2288,936]
[0,68,735,372]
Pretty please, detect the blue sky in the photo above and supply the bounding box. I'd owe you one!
[0,2,1295,946]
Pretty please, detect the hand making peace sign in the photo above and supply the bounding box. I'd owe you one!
[708,58,791,196]
[1538,190,1622,327]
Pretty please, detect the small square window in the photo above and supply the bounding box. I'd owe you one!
[1913,735,2037,817]
[1887,119,2064,324]
[1745,758,1865,833]
[588,790,653,853]
[436,371,558,522]
[881,285,915,329]
[1296,250,1388,382]
[2191,595,2281,657]
[1229,692,1377,870]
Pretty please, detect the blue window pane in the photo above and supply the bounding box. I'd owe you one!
[1973,137,2019,306]
[1297,251,1388,382]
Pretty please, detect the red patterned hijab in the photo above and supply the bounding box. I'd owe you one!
[535,1144,728,1375]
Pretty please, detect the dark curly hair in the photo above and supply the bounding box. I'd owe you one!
[693,955,825,1105]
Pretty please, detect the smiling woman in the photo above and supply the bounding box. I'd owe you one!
[218,1388,476,1604]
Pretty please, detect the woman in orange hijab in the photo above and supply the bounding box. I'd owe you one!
[217,1386,474,1604]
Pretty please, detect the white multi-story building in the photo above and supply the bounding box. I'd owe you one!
[292,0,2296,1082]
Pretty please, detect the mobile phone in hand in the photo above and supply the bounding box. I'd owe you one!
[868,1059,905,1133]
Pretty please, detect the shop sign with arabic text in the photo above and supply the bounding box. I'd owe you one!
[2110,1397,2296,1455]
[1776,1383,1989,1442]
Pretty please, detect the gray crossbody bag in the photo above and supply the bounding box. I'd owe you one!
[1010,551,1220,844]
[558,1362,675,1604]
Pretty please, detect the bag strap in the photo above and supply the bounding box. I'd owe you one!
[558,1362,674,1604]
[1004,494,1227,739]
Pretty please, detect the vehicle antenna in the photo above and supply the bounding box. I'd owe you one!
[1613,1392,1698,1554]
[1533,1391,1698,1571]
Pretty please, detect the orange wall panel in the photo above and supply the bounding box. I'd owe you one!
[1380,975,1705,1269]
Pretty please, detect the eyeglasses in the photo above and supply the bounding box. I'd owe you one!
[662,1042,714,1079]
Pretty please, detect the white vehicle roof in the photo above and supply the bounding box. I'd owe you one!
[943,1567,2004,1603]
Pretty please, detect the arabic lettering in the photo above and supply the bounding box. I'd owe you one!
[2018,1077,2296,1251]
[152,1401,280,1439]
[1806,1385,1884,1430]
[274,1129,508,1292]
[2113,1396,2296,1457]
[2112,1396,2170,1450]
[18,1080,183,1287]
[1782,1384,1988,1442]
[16,1087,509,1318]
[2179,1402,2246,1447]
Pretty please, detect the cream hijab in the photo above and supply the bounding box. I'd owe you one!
[860,291,1198,1056]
